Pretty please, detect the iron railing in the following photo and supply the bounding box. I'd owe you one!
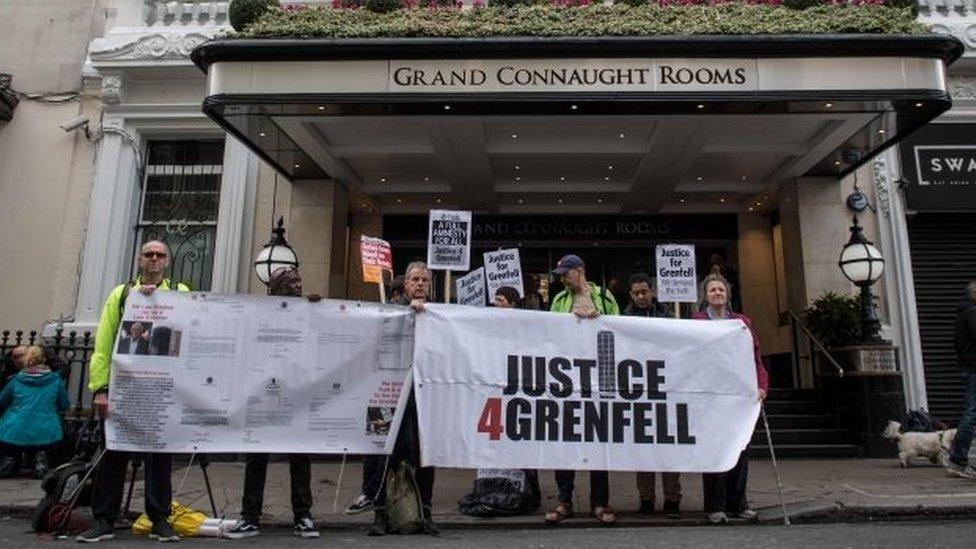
[1,328,94,417]
[786,310,845,382]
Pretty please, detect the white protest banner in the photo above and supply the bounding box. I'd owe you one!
[656,244,698,303]
[427,209,472,271]
[107,291,414,454]
[413,305,760,472]
[455,267,487,307]
[483,248,524,298]
[360,235,393,284]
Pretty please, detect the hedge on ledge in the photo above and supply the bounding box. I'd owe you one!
[238,4,926,39]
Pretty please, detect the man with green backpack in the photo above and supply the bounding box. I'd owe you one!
[76,240,189,544]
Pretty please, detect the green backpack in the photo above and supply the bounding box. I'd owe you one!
[384,462,425,534]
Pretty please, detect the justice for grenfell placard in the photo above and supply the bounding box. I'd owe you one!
[106,291,414,454]
[412,305,760,472]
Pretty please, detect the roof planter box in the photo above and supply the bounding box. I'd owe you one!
[232,4,926,39]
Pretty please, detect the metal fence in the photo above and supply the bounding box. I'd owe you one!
[1,328,94,418]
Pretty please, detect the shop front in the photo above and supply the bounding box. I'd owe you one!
[899,123,976,419]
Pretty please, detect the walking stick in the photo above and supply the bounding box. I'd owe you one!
[760,405,791,526]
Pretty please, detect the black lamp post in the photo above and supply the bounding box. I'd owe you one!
[838,214,885,342]
[254,216,299,293]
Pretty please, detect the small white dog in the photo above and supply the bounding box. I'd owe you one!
[882,420,956,467]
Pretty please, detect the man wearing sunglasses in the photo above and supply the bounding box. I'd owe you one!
[77,240,190,543]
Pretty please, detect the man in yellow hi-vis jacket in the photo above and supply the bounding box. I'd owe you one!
[77,240,189,544]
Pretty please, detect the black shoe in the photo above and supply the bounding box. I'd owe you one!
[293,516,320,539]
[663,500,682,519]
[421,506,439,536]
[224,518,260,539]
[76,520,116,543]
[345,494,375,515]
[0,456,17,478]
[149,520,180,543]
[367,507,387,537]
[33,451,49,480]
[637,499,654,516]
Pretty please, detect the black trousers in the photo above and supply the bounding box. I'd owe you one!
[702,451,749,514]
[241,453,312,523]
[362,455,385,498]
[92,451,172,523]
[555,470,609,508]
[375,389,435,508]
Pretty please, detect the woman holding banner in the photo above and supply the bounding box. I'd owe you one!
[692,273,768,524]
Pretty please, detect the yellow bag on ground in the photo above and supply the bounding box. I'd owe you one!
[131,501,208,537]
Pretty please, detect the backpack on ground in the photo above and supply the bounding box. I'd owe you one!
[458,468,541,517]
[383,461,426,534]
[31,459,96,533]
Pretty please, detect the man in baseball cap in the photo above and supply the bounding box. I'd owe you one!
[544,254,620,525]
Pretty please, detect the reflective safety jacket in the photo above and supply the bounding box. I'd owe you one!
[87,277,190,392]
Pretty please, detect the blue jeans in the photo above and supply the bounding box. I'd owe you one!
[950,372,976,466]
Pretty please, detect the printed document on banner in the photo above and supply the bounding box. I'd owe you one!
[106,291,414,454]
[412,305,759,472]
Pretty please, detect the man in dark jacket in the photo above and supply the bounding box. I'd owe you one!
[370,261,437,535]
[623,273,682,518]
[947,281,976,478]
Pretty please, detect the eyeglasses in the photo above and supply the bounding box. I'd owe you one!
[142,252,167,259]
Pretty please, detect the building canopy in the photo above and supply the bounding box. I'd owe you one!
[193,34,962,214]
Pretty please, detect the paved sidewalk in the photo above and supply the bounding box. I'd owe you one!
[3,458,976,528]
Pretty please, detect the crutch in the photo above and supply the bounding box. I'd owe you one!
[760,404,791,526]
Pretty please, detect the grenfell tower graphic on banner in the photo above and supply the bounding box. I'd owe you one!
[597,331,616,398]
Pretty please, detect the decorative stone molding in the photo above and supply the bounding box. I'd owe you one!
[949,75,976,99]
[143,1,230,28]
[871,156,892,220]
[90,31,212,63]
[100,75,125,104]
[918,0,976,57]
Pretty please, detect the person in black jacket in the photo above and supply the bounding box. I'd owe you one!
[622,274,682,518]
[947,281,976,478]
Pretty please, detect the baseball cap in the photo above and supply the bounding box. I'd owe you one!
[552,254,584,275]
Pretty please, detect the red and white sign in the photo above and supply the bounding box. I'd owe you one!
[361,235,393,284]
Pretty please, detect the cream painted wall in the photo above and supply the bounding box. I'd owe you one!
[0,1,107,330]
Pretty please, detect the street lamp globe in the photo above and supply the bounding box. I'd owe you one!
[254,216,299,285]
[839,238,885,285]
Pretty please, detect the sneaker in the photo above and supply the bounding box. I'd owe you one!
[0,456,17,478]
[421,505,439,535]
[33,451,49,480]
[223,518,260,540]
[946,461,976,479]
[663,500,682,519]
[149,520,180,543]
[708,511,729,524]
[293,516,320,539]
[735,508,758,521]
[637,499,654,516]
[345,494,374,515]
[76,520,116,543]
